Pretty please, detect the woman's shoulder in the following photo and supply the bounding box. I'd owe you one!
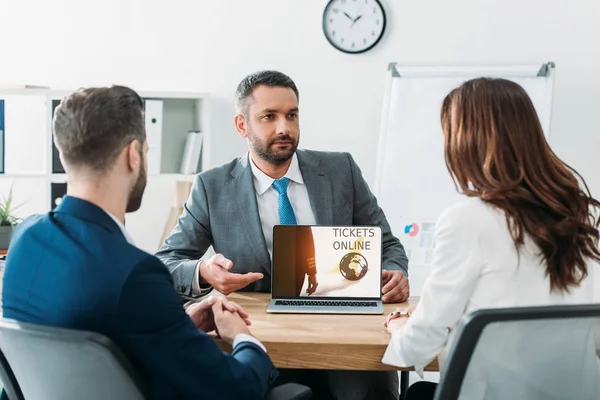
[438,197,502,230]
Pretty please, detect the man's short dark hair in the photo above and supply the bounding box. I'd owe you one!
[53,85,145,173]
[235,70,299,115]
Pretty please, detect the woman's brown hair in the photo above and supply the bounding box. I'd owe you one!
[441,77,600,292]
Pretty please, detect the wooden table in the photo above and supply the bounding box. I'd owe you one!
[210,293,439,372]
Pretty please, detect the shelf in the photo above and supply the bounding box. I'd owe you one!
[49,174,67,182]
[0,173,47,178]
[138,91,210,100]
[149,173,197,182]
[0,87,211,249]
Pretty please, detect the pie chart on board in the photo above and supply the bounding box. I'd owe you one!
[404,223,419,237]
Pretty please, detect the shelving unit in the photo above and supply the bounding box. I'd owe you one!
[0,86,211,252]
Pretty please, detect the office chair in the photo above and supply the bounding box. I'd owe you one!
[432,304,600,400]
[0,319,311,400]
[0,347,24,400]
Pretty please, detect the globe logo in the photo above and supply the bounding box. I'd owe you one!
[339,253,369,281]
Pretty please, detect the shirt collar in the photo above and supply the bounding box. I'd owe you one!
[249,152,305,196]
[105,211,135,245]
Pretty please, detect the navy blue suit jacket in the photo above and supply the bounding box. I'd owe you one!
[2,196,277,399]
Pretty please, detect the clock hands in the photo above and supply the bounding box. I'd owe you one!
[342,8,363,28]
[351,14,363,26]
[351,1,366,27]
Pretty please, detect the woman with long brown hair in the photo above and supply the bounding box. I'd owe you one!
[382,77,600,399]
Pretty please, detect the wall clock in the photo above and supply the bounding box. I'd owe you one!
[323,0,387,54]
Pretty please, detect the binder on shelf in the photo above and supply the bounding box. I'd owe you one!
[179,131,204,174]
[50,182,67,210]
[51,100,65,173]
[144,99,163,174]
[0,99,4,173]
[0,84,49,90]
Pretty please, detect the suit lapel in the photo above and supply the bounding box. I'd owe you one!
[229,155,272,274]
[297,150,333,225]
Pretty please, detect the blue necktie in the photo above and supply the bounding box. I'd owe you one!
[272,177,297,225]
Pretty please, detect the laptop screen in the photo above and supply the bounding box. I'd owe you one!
[272,226,382,299]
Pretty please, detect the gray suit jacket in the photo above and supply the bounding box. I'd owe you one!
[155,149,408,297]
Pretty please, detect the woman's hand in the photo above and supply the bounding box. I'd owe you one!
[383,305,416,334]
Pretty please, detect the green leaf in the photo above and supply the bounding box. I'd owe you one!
[0,183,25,226]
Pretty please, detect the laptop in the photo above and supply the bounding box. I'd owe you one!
[267,225,384,314]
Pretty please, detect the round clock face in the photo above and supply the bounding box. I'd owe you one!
[322,0,386,54]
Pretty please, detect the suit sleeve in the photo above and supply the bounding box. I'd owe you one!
[116,257,277,400]
[346,153,409,275]
[154,175,214,297]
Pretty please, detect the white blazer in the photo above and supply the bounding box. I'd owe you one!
[382,198,600,399]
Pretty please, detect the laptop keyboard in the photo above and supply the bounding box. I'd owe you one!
[274,300,378,307]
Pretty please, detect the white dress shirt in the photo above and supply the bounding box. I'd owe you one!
[107,210,266,353]
[382,198,597,397]
[249,152,316,259]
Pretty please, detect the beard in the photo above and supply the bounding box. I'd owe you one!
[126,160,147,213]
[248,129,299,165]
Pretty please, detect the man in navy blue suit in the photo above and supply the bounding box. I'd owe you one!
[2,86,278,399]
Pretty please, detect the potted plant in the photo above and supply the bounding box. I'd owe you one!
[0,185,22,250]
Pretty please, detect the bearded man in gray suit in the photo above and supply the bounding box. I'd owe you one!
[156,70,409,400]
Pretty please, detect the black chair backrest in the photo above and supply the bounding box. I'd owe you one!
[434,304,600,400]
[0,318,147,400]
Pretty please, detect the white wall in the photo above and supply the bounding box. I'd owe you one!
[1,0,599,293]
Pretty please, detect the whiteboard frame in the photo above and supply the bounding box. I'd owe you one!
[374,62,556,197]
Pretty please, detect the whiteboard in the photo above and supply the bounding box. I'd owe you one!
[374,62,556,295]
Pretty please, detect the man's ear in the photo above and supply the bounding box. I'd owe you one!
[234,114,248,138]
[126,140,142,172]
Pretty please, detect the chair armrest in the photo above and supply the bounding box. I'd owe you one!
[266,383,312,400]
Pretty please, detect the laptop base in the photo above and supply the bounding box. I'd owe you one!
[266,299,384,315]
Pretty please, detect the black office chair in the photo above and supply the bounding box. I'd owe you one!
[0,318,311,400]
[431,304,600,400]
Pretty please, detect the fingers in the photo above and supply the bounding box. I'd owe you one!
[382,283,403,303]
[381,269,389,280]
[242,272,265,283]
[401,284,410,301]
[216,298,251,326]
[220,297,237,313]
[382,271,409,294]
[222,299,249,319]
[383,282,410,303]
[382,273,400,294]
[395,277,410,302]
[214,271,264,295]
[232,303,249,319]
[196,295,216,311]
[211,298,224,317]
[225,272,264,287]
[212,253,233,270]
[397,275,409,292]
